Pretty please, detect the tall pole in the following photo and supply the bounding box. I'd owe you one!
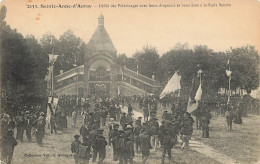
[76,70,78,98]
[198,69,202,85]
[51,36,54,97]
[199,71,202,85]
[228,64,231,104]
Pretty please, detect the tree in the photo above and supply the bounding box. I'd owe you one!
[24,35,48,96]
[133,45,161,79]
[117,53,137,71]
[54,30,86,75]
[1,6,48,114]
[229,45,259,94]
[40,30,87,75]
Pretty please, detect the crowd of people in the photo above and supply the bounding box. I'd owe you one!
[69,96,198,164]
[0,94,244,164]
[0,104,46,164]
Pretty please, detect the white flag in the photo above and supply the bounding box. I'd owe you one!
[195,84,202,101]
[48,54,59,64]
[160,72,181,99]
[48,96,52,103]
[187,84,202,113]
[53,98,59,111]
[46,104,51,123]
[187,97,198,113]
[226,70,232,77]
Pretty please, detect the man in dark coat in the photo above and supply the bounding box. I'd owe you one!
[194,106,202,130]
[142,122,151,138]
[0,129,17,164]
[61,110,67,129]
[95,129,107,164]
[109,123,120,161]
[143,106,149,122]
[159,121,176,164]
[100,108,108,127]
[80,123,90,144]
[134,120,142,153]
[109,104,117,120]
[150,118,160,152]
[24,110,34,142]
[90,125,99,163]
[71,135,81,164]
[77,136,92,164]
[93,109,101,128]
[125,136,134,164]
[1,114,9,137]
[201,109,211,138]
[204,109,211,138]
[15,113,25,142]
[34,112,46,146]
[139,130,151,164]
[116,130,126,164]
[128,103,133,117]
[50,113,57,134]
[226,111,234,131]
[116,105,121,121]
[180,121,193,151]
[120,113,129,131]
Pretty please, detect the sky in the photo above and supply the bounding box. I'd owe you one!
[1,0,260,56]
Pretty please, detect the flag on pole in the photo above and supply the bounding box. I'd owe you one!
[160,72,181,99]
[46,97,53,123]
[53,98,59,109]
[187,84,202,113]
[48,96,52,103]
[195,84,202,101]
[187,97,198,113]
[48,54,59,64]
[226,70,232,77]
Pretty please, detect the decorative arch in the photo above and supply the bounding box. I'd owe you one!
[89,60,111,71]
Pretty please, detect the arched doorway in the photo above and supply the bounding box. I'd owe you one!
[88,60,111,96]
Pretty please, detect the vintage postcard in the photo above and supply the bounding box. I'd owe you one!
[0,0,259,163]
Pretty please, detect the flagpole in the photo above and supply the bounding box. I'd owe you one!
[228,62,231,104]
[51,36,54,97]
[200,71,202,85]
[198,69,202,85]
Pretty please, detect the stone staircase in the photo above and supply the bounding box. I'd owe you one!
[53,65,161,96]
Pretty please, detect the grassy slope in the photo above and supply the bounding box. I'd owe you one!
[192,115,260,164]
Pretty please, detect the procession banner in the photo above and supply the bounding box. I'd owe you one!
[53,97,59,110]
[160,72,181,99]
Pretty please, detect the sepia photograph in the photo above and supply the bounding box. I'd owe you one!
[0,0,259,163]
